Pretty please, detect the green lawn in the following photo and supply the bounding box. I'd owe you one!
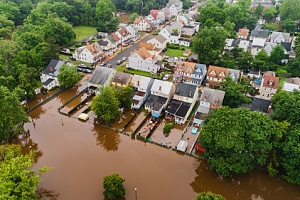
[73,26,97,41]
[165,48,188,58]
[117,66,167,79]
[278,77,286,91]
[59,53,90,66]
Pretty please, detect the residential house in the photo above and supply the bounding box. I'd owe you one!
[250,38,265,56]
[250,97,272,113]
[126,24,139,42]
[146,15,158,29]
[173,61,207,86]
[170,20,184,35]
[282,77,300,92]
[177,14,189,25]
[112,72,132,88]
[269,31,290,44]
[161,7,171,21]
[189,21,200,32]
[264,42,288,56]
[116,27,131,46]
[97,35,119,56]
[224,39,250,53]
[111,32,121,49]
[127,47,161,73]
[134,17,153,32]
[131,75,154,110]
[169,33,180,44]
[259,71,279,100]
[250,29,269,41]
[73,42,105,63]
[150,9,166,24]
[159,26,172,41]
[147,34,167,49]
[178,37,191,47]
[181,25,196,36]
[40,59,64,90]
[193,88,225,126]
[165,83,198,124]
[166,3,180,17]
[88,66,116,93]
[206,65,240,87]
[139,42,163,60]
[145,80,175,118]
[237,28,250,40]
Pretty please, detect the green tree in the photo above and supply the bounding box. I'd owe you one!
[263,7,276,22]
[219,76,251,108]
[196,191,225,200]
[280,0,300,20]
[236,50,253,71]
[117,86,134,109]
[91,86,121,123]
[272,90,300,126]
[253,49,269,71]
[163,123,173,134]
[103,173,126,200]
[254,4,264,18]
[0,144,49,199]
[261,23,277,31]
[287,60,300,77]
[192,27,228,64]
[199,107,278,177]
[279,124,300,185]
[0,86,29,141]
[198,2,225,26]
[282,19,296,33]
[0,15,14,38]
[57,64,80,88]
[129,12,139,22]
[270,45,285,65]
[96,0,119,32]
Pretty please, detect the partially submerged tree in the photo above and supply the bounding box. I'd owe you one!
[57,64,80,88]
[103,173,126,200]
[0,144,49,199]
[91,86,121,123]
[196,191,225,200]
[199,107,277,177]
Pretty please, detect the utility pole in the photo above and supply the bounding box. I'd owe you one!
[135,188,137,200]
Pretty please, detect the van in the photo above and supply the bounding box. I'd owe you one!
[176,140,188,152]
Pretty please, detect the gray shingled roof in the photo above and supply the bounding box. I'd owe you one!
[250,29,269,39]
[88,66,115,86]
[112,72,132,85]
[175,82,197,98]
[251,97,271,113]
[42,59,65,76]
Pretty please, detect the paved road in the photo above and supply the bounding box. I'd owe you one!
[104,34,154,68]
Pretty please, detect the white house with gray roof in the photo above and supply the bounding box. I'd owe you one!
[165,83,198,124]
[40,59,65,90]
[193,88,225,126]
[250,29,269,41]
[182,25,196,36]
[250,38,266,56]
[145,80,175,118]
[147,34,167,49]
[131,75,154,109]
[269,32,290,44]
[88,66,115,94]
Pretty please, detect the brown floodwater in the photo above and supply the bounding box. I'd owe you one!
[22,90,300,200]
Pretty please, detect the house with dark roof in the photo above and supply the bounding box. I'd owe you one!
[165,83,198,124]
[40,59,65,90]
[145,80,175,118]
[181,25,196,36]
[131,75,154,110]
[193,88,225,126]
[250,29,269,41]
[250,97,271,113]
[178,37,191,47]
[259,71,279,100]
[269,31,290,44]
[112,72,132,88]
[169,33,180,44]
[88,66,116,93]
[224,38,250,53]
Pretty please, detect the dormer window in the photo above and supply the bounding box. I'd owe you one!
[269,81,273,86]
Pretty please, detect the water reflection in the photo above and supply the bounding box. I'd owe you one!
[37,188,60,200]
[92,125,121,151]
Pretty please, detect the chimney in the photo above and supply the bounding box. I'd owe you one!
[204,95,207,101]
[189,91,192,97]
[50,66,53,72]
[159,86,162,91]
[137,80,140,86]
[118,78,121,83]
[267,104,272,113]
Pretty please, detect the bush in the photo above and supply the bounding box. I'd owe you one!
[74,44,82,48]
[166,42,180,49]
[163,123,173,134]
[103,173,126,200]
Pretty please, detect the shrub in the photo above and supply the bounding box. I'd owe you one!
[163,123,173,134]
[103,173,126,200]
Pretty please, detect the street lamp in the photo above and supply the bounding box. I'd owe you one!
[135,188,137,200]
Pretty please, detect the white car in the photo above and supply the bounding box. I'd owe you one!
[163,74,170,81]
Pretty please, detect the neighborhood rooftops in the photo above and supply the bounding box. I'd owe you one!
[200,88,225,105]
[42,59,65,76]
[135,47,153,60]
[250,97,271,113]
[175,82,197,98]
[88,66,115,86]
[112,72,132,85]
[250,29,269,39]
[263,71,279,89]
[238,28,250,37]
[139,42,155,50]
[145,95,167,109]
[154,34,167,43]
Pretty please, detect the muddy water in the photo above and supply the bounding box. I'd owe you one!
[23,93,300,200]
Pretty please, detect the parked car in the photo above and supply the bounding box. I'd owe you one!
[122,57,127,61]
[163,74,170,81]
[77,67,83,72]
[100,62,106,66]
[117,60,123,65]
[107,63,112,68]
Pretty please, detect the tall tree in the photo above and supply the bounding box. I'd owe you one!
[270,45,285,65]
[254,4,264,18]
[192,27,228,64]
[91,86,121,123]
[129,12,139,22]
[199,107,278,177]
[0,86,29,141]
[103,173,126,200]
[282,19,296,33]
[280,0,300,20]
[253,49,269,72]
[0,144,49,199]
[219,76,251,108]
[263,7,276,22]
[57,64,80,88]
[0,15,14,38]
[117,86,134,109]
[96,0,119,32]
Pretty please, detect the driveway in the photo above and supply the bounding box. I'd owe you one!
[104,34,154,68]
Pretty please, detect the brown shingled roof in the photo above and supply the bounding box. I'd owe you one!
[263,72,279,89]
[111,33,120,41]
[135,47,152,60]
[139,42,155,50]
[207,65,228,78]
[86,43,102,55]
[238,28,250,37]
[118,27,130,37]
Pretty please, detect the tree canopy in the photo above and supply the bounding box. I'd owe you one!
[57,64,80,88]
[0,86,29,141]
[280,0,300,21]
[199,107,278,177]
[196,191,225,200]
[91,86,121,123]
[117,86,134,109]
[103,173,126,200]
[96,0,119,33]
[270,45,285,65]
[0,144,49,199]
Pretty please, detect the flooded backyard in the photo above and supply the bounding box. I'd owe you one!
[21,88,300,200]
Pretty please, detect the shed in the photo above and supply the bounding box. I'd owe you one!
[176,140,188,152]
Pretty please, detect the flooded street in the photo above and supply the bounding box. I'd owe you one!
[22,90,300,200]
